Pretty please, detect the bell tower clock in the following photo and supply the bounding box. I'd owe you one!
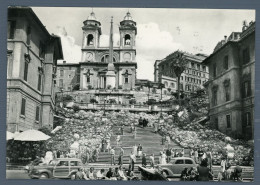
[81,11,102,62]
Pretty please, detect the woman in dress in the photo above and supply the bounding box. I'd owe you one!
[161,151,167,165]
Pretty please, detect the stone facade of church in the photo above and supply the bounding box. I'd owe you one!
[56,12,137,91]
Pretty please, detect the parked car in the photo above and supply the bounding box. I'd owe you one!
[28,158,83,179]
[138,166,168,181]
[157,157,197,177]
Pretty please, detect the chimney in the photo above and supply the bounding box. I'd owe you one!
[63,61,66,64]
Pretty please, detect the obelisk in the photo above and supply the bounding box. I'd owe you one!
[106,16,116,88]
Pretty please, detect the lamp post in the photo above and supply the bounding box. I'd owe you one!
[103,98,106,116]
[160,99,163,118]
[60,88,64,107]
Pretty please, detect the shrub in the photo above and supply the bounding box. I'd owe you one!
[107,85,112,89]
[118,85,122,89]
[87,85,93,90]
[72,104,80,112]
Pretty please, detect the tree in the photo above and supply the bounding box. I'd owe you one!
[167,52,187,103]
[72,104,80,112]
[90,98,98,104]
[38,126,52,136]
[129,99,136,104]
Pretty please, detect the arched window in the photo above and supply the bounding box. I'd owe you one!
[101,55,116,63]
[87,34,94,46]
[124,34,131,45]
[164,81,168,87]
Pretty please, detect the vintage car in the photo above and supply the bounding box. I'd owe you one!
[28,158,83,179]
[157,157,197,177]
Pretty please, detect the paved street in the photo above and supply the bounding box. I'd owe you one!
[6,170,30,179]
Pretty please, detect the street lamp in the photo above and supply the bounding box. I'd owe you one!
[160,99,163,118]
[60,88,64,107]
[102,97,107,117]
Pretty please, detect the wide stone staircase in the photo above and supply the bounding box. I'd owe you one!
[88,125,184,172]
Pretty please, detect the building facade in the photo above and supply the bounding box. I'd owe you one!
[154,60,178,95]
[56,11,137,91]
[7,7,63,132]
[156,51,209,95]
[203,21,255,140]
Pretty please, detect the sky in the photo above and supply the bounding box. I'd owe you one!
[32,7,255,80]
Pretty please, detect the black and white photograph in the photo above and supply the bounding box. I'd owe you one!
[6,6,255,182]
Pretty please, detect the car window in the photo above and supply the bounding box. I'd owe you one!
[57,161,69,166]
[49,160,58,165]
[175,160,184,164]
[70,161,78,166]
[185,159,193,164]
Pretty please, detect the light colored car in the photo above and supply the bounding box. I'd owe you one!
[156,157,197,177]
[28,158,83,179]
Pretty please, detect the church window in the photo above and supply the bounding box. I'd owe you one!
[125,77,129,83]
[124,34,131,45]
[87,76,90,83]
[101,55,116,63]
[87,34,94,46]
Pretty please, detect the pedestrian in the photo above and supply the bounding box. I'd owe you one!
[197,159,211,181]
[154,121,158,133]
[133,127,137,139]
[130,151,136,171]
[110,147,116,165]
[118,147,124,165]
[138,117,143,127]
[150,154,155,168]
[106,168,114,179]
[87,167,96,180]
[75,167,85,180]
[142,153,147,167]
[121,125,124,135]
[116,135,120,146]
[180,167,189,181]
[206,148,212,170]
[96,169,106,180]
[198,148,204,164]
[118,165,127,180]
[220,157,227,180]
[161,151,167,164]
[194,149,198,163]
[137,144,142,157]
[57,150,61,158]
[166,147,171,163]
[233,162,242,181]
[133,144,137,156]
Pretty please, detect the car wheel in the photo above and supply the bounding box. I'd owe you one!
[163,170,169,176]
[70,173,76,180]
[39,173,49,179]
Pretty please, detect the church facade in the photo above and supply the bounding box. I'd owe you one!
[56,11,137,91]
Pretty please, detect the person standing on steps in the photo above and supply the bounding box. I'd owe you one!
[130,151,136,172]
[110,147,116,165]
[137,144,143,157]
[166,146,172,163]
[150,154,155,168]
[142,153,147,167]
[118,147,124,165]
[139,117,143,127]
[133,144,137,156]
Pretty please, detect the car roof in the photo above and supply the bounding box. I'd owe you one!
[172,157,194,160]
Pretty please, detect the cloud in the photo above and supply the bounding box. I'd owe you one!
[135,22,184,80]
[56,26,81,63]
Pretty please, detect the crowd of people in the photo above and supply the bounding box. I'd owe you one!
[74,165,138,180]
